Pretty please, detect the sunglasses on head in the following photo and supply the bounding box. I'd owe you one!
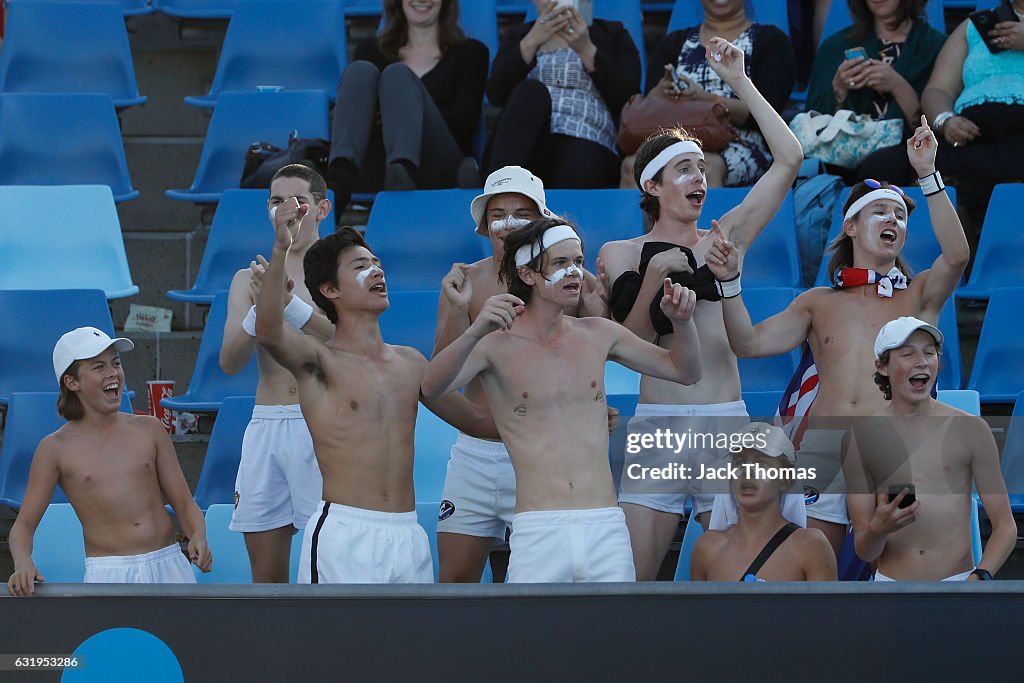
[863,178,905,196]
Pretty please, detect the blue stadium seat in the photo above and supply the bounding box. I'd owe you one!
[936,296,962,390]
[543,189,645,271]
[343,0,382,16]
[673,510,703,580]
[526,0,646,76]
[195,503,252,583]
[413,406,457,503]
[495,0,528,14]
[937,389,980,415]
[814,186,957,287]
[379,290,441,359]
[194,396,256,511]
[167,90,329,204]
[703,188,801,287]
[0,1,146,107]
[605,360,641,396]
[0,93,138,202]
[415,501,493,582]
[743,390,784,419]
[154,0,234,18]
[184,0,347,108]
[166,189,335,304]
[0,290,117,405]
[0,391,131,510]
[161,291,258,412]
[0,186,138,299]
[366,190,487,291]
[460,0,499,58]
[669,0,789,35]
[31,503,87,582]
[20,0,156,15]
[820,0,945,45]
[1000,391,1024,513]
[737,287,801,392]
[957,184,1023,301]
[967,287,1024,403]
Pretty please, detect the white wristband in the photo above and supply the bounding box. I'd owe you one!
[241,305,257,336]
[918,171,945,197]
[283,295,314,330]
[718,273,742,299]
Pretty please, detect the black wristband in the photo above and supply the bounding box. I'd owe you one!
[971,568,993,581]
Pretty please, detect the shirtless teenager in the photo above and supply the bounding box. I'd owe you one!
[423,219,702,582]
[221,164,336,583]
[256,204,496,584]
[8,328,212,595]
[433,166,608,582]
[692,423,836,582]
[598,37,802,580]
[842,317,1014,581]
[706,116,970,554]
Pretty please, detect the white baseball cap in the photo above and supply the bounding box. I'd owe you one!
[741,422,797,462]
[470,166,555,236]
[53,327,134,382]
[873,316,943,359]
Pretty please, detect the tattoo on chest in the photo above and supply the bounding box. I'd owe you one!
[594,390,605,403]
[513,403,527,417]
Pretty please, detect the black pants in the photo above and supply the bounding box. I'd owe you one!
[487,79,620,189]
[936,102,1024,208]
[329,61,466,203]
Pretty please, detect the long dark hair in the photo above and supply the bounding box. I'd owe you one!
[848,0,925,40]
[499,219,584,305]
[825,180,916,287]
[379,0,466,61]
[633,128,703,223]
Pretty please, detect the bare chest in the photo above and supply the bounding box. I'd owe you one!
[319,352,421,419]
[487,332,609,408]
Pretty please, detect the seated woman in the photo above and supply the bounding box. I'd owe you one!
[622,0,795,189]
[690,423,836,582]
[328,0,488,213]
[806,0,946,184]
[485,0,640,189]
[922,2,1024,227]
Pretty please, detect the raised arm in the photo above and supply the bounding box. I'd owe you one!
[706,37,802,250]
[152,417,211,572]
[907,116,969,318]
[421,294,523,398]
[433,263,473,356]
[608,281,701,385]
[6,438,61,596]
[255,199,324,375]
[705,222,812,358]
[968,417,1015,578]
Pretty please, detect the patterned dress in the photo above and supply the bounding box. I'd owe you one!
[529,47,618,154]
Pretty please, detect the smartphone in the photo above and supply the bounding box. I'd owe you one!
[670,65,690,92]
[888,484,916,509]
[844,47,868,61]
[970,0,1019,54]
[552,0,594,25]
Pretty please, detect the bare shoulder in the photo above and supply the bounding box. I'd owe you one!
[790,527,834,557]
[569,315,623,338]
[390,344,429,368]
[694,527,730,555]
[122,413,168,439]
[598,239,643,277]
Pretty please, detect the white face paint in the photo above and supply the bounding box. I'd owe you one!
[672,171,700,186]
[269,205,278,222]
[356,264,384,287]
[489,216,531,235]
[545,263,581,287]
[868,210,907,232]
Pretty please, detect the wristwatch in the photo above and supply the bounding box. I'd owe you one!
[971,568,993,581]
[933,111,954,133]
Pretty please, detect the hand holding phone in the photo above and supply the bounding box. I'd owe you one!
[970,0,1020,54]
[844,47,868,62]
[888,484,916,509]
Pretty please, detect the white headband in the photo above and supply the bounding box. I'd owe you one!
[639,141,704,189]
[514,225,581,267]
[844,188,908,221]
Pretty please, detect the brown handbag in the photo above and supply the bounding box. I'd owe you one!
[616,93,737,155]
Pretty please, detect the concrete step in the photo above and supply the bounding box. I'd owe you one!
[119,138,208,235]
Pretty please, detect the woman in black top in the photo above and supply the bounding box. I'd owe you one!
[328,0,488,212]
[485,0,641,189]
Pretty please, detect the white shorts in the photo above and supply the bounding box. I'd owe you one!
[84,543,196,584]
[618,401,749,516]
[797,429,849,525]
[230,404,323,533]
[507,507,636,583]
[436,433,516,539]
[874,569,973,582]
[298,501,433,584]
